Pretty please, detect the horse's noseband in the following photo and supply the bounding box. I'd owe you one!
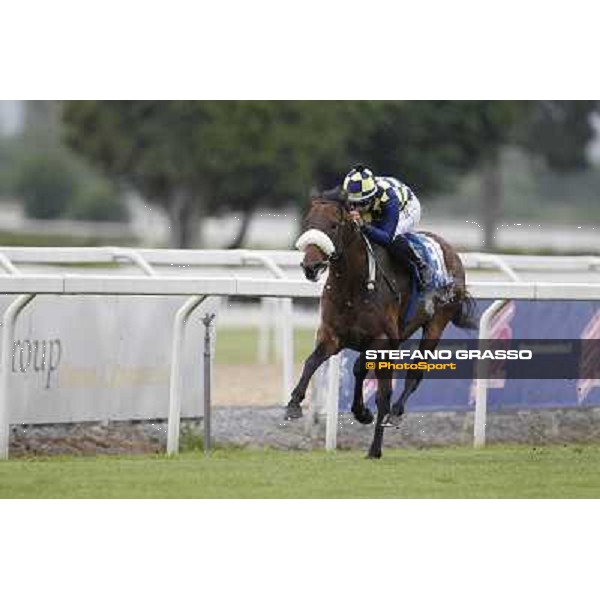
[301,259,329,281]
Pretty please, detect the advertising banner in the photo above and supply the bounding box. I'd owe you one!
[1,295,219,424]
[338,300,600,413]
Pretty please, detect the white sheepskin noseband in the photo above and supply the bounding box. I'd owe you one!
[295,228,336,257]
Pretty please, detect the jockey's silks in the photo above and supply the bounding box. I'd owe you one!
[361,177,414,246]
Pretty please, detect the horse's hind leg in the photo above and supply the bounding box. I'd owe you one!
[383,319,447,428]
[367,372,392,459]
[285,341,335,419]
[351,357,374,425]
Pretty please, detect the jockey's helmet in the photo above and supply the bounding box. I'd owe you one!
[342,165,378,208]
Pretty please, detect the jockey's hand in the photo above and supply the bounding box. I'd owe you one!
[349,210,364,226]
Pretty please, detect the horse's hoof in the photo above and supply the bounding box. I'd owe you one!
[381,413,404,428]
[366,452,382,460]
[284,404,303,420]
[354,408,374,425]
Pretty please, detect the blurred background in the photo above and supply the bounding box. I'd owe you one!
[1,100,599,440]
[0,100,598,253]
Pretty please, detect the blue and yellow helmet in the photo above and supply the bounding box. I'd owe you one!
[342,165,378,206]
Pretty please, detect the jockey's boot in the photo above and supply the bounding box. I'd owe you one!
[411,251,432,292]
[400,239,431,292]
[389,235,432,292]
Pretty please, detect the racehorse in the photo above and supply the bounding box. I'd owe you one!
[284,193,476,459]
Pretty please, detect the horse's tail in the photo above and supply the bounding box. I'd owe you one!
[452,289,478,330]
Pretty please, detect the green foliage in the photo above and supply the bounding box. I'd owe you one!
[61,100,599,247]
[0,139,17,194]
[199,101,350,212]
[0,104,128,223]
[179,423,204,453]
[327,100,528,194]
[64,101,199,202]
[15,151,79,219]
[518,100,599,171]
[62,100,363,246]
[12,147,127,222]
[65,100,518,210]
[66,177,128,222]
[63,101,347,207]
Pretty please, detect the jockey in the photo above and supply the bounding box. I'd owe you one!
[342,164,431,291]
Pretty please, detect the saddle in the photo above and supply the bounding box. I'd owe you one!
[363,231,455,324]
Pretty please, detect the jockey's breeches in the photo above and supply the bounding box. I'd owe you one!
[394,197,421,237]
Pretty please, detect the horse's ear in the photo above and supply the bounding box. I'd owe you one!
[321,185,343,202]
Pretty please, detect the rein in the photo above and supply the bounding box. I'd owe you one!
[355,226,400,299]
[331,218,401,298]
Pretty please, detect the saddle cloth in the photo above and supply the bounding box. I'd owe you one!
[404,232,453,290]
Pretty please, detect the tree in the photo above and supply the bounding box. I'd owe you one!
[63,101,352,248]
[480,101,599,248]
[197,101,351,247]
[15,151,78,219]
[64,102,202,246]
[356,101,598,250]
[63,100,599,250]
[518,100,599,170]
[322,101,598,249]
[311,101,526,249]
[1,101,126,223]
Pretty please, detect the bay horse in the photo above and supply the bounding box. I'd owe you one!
[284,194,476,459]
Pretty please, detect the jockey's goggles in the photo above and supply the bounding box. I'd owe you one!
[348,193,377,209]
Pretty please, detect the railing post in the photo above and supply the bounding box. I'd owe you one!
[280,298,294,403]
[202,313,216,456]
[304,325,323,437]
[167,295,207,456]
[0,294,35,459]
[239,251,295,405]
[325,353,340,451]
[473,299,509,448]
[257,298,271,364]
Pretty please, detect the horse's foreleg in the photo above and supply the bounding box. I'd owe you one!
[351,357,374,425]
[285,342,334,420]
[367,372,392,459]
[383,320,445,427]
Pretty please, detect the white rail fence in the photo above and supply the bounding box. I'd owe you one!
[3,246,599,376]
[0,247,598,458]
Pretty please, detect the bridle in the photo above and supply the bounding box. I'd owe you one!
[296,199,345,275]
[301,197,400,297]
[298,198,374,284]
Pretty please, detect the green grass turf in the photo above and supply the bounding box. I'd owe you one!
[215,327,315,364]
[1,444,600,498]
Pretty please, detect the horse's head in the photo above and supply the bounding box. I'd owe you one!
[295,194,349,281]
